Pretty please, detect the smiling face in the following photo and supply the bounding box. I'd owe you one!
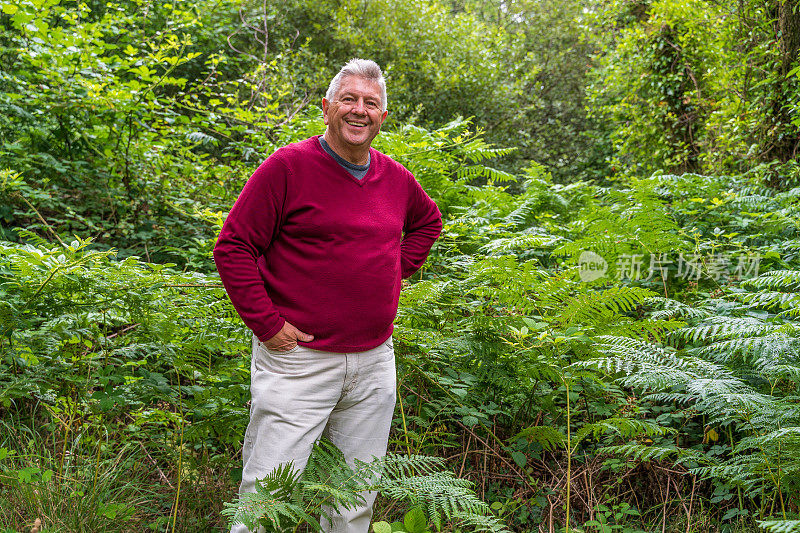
[322,75,388,165]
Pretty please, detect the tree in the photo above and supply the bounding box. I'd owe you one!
[763,0,800,169]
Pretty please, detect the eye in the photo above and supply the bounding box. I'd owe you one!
[366,100,379,109]
[341,96,355,103]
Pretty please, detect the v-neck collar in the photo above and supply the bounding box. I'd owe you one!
[314,136,376,187]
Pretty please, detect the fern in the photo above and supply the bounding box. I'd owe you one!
[743,271,800,291]
[222,463,318,531]
[696,334,800,371]
[597,443,710,466]
[606,317,686,343]
[456,165,517,185]
[575,417,675,446]
[451,510,511,533]
[557,287,657,326]
[583,262,800,509]
[224,440,510,532]
[380,472,491,531]
[478,234,556,256]
[672,316,776,344]
[511,425,566,452]
[739,290,800,312]
[759,520,800,533]
[646,297,713,320]
[554,179,687,266]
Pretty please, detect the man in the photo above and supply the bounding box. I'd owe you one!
[213,58,442,533]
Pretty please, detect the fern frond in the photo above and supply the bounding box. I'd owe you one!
[739,290,800,311]
[587,335,739,393]
[186,130,219,146]
[223,442,509,533]
[535,276,579,309]
[738,184,776,198]
[730,194,778,210]
[372,453,445,478]
[303,439,373,495]
[224,492,315,531]
[302,483,364,511]
[559,287,656,326]
[511,425,566,452]
[502,188,568,229]
[672,316,774,344]
[479,234,555,255]
[455,138,516,164]
[456,165,517,184]
[734,427,800,454]
[606,318,686,343]
[690,461,761,492]
[779,307,800,319]
[743,271,800,291]
[697,334,800,370]
[553,235,620,257]
[452,509,512,533]
[379,472,490,531]
[223,462,314,530]
[575,417,674,446]
[597,443,710,466]
[398,279,450,311]
[758,520,800,533]
[646,297,712,320]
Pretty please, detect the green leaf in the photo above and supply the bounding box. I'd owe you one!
[522,318,548,330]
[373,521,393,533]
[461,415,479,426]
[511,451,527,468]
[404,507,428,533]
[722,507,745,521]
[11,9,34,27]
[17,467,39,483]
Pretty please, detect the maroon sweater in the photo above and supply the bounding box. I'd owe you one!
[213,136,442,352]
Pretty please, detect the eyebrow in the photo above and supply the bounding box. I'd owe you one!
[339,91,379,103]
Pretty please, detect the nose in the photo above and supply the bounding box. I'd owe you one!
[351,98,367,114]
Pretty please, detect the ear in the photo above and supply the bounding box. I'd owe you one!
[380,109,388,124]
[322,98,330,125]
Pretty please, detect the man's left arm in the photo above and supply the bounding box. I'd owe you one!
[401,176,442,279]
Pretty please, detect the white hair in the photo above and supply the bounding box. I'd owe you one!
[325,58,387,110]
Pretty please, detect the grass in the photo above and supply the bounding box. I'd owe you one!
[0,409,239,532]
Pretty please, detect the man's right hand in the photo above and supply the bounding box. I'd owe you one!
[264,321,314,352]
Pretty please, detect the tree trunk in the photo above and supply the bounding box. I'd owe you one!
[778,0,800,78]
[764,0,800,178]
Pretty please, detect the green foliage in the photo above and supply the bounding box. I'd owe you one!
[582,502,647,533]
[224,440,509,533]
[760,520,800,533]
[0,236,247,529]
[0,432,151,531]
[4,1,800,528]
[0,0,300,262]
[589,0,800,181]
[585,259,800,519]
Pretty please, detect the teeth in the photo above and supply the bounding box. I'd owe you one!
[345,120,366,127]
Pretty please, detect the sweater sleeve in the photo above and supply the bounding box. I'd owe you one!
[401,173,442,279]
[213,155,288,341]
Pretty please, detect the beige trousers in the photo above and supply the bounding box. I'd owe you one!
[230,336,397,533]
